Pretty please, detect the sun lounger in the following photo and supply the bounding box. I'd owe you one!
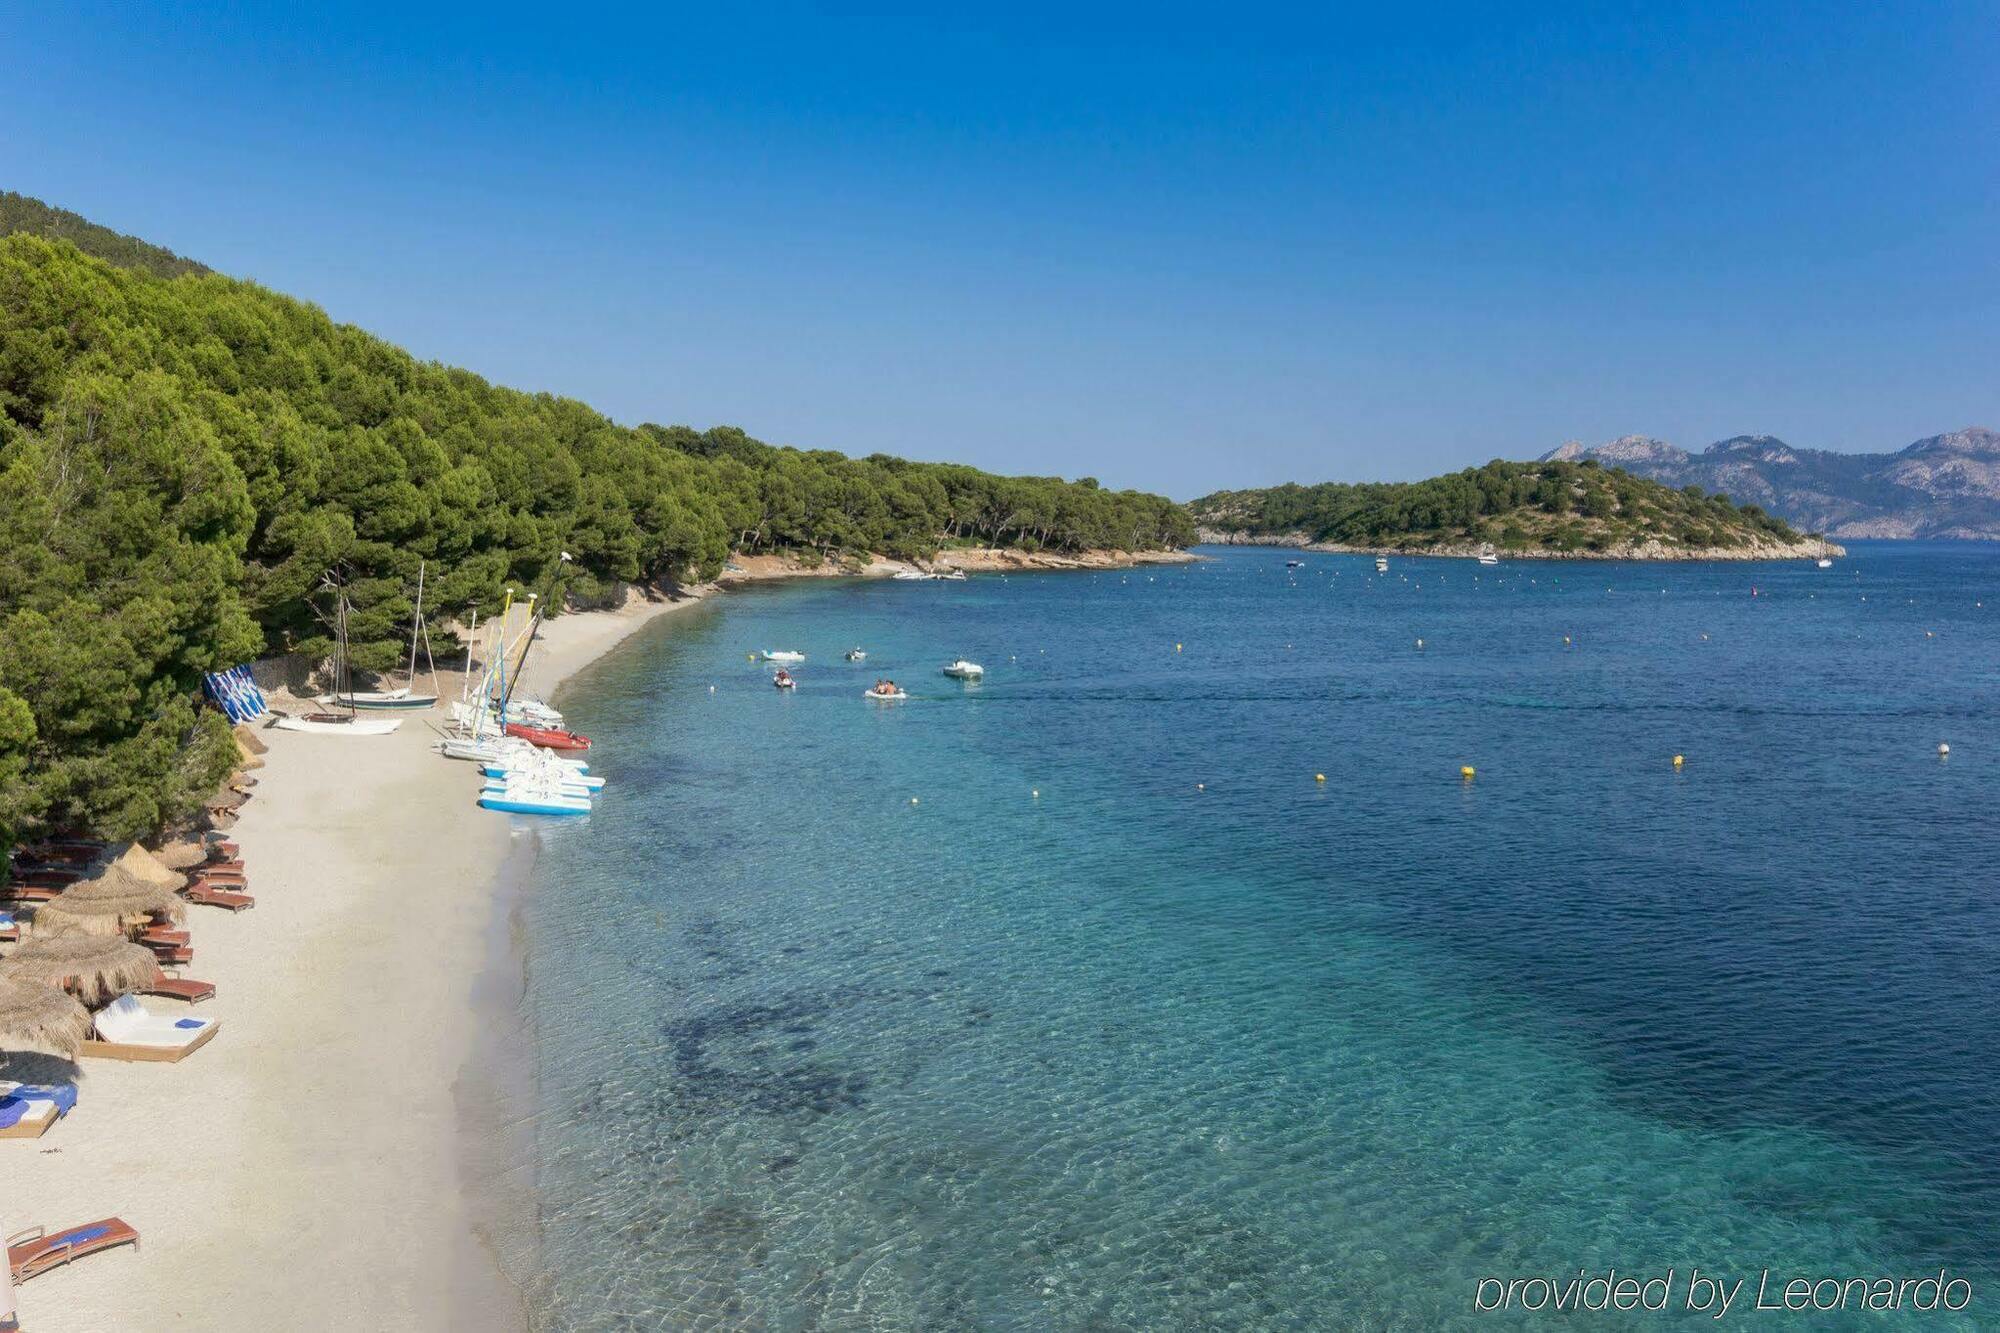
[143,975,216,1003]
[141,942,193,965]
[1,884,60,904]
[138,926,190,947]
[189,868,248,886]
[183,883,254,911]
[7,1218,138,1283]
[195,858,246,874]
[82,995,219,1062]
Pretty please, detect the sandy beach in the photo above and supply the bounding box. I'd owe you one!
[6,549,1187,1330]
[6,584,708,1331]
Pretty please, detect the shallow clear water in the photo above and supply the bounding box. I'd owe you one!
[519,544,2000,1329]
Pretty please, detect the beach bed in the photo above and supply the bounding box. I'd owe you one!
[81,995,220,1062]
[0,1082,74,1141]
[7,1218,138,1283]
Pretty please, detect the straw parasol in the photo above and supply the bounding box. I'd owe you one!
[0,935,163,1005]
[205,786,250,811]
[109,843,187,893]
[153,839,214,872]
[0,974,91,1060]
[32,862,187,937]
[234,723,269,756]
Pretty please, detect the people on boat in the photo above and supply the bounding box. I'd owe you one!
[869,679,900,696]
[773,669,794,688]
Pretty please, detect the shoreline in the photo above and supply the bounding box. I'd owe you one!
[1193,528,1845,561]
[10,549,1174,1330]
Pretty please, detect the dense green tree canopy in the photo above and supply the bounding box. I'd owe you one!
[1190,459,1799,553]
[0,230,1189,845]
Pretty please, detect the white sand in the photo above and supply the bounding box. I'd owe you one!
[7,585,708,1331]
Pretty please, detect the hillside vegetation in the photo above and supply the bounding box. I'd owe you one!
[0,214,1190,847]
[1190,459,1807,554]
[0,190,210,279]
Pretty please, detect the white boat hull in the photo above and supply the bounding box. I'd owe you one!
[270,714,402,736]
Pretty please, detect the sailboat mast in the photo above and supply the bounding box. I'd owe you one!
[407,559,425,683]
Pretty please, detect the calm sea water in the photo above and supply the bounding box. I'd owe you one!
[517,543,2000,1329]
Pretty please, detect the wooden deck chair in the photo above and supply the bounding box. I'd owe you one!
[7,1219,138,1283]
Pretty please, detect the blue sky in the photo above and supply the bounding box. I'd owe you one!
[4,3,1995,495]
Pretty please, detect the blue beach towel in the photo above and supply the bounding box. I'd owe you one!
[174,1018,207,1030]
[6,1082,78,1114]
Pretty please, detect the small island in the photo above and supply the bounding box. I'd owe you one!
[1190,459,1842,560]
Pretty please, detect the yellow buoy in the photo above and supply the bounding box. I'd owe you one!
[1175,643,1182,652]
[1315,773,1326,783]
[1673,754,1684,767]
[1460,766,1476,780]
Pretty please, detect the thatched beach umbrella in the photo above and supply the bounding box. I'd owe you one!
[205,786,250,812]
[0,935,163,1005]
[153,839,214,872]
[108,843,187,893]
[32,862,187,938]
[0,974,90,1060]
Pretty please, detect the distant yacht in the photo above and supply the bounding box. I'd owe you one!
[942,659,984,680]
[1477,545,1499,566]
[1375,555,1389,573]
[1815,537,1834,569]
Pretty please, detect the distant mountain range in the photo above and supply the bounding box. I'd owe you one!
[1537,428,2000,539]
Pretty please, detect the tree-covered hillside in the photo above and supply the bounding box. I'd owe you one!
[0,225,1190,847]
[1,190,210,279]
[1190,459,1804,553]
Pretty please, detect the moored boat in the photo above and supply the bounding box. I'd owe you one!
[942,660,984,679]
[504,721,591,751]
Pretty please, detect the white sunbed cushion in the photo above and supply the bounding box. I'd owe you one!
[94,994,214,1048]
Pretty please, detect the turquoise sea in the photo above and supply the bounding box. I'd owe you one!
[516,543,2000,1329]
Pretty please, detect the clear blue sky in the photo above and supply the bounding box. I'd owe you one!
[5,3,1995,496]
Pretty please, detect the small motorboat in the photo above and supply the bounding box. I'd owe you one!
[942,660,984,680]
[773,670,797,690]
[845,648,867,661]
[503,721,592,751]
[1286,559,1303,569]
[761,650,805,663]
[893,569,930,581]
[1477,550,1499,566]
[269,712,402,736]
[1375,556,1389,572]
[933,570,967,581]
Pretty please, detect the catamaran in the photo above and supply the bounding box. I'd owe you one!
[326,561,441,709]
[273,588,403,735]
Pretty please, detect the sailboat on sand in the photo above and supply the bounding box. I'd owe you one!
[325,561,441,709]
[273,588,402,735]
